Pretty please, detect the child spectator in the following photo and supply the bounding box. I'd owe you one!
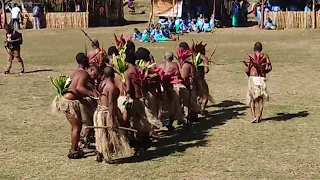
[133,28,142,40]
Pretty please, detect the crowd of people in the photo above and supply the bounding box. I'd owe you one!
[48,34,272,163]
[132,15,219,43]
[1,2,42,30]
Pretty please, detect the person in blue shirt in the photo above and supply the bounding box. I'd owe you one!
[272,5,281,12]
[141,28,155,43]
[150,24,156,37]
[232,2,240,27]
[241,0,250,22]
[168,17,175,30]
[179,20,188,33]
[154,28,168,41]
[133,28,142,40]
[304,4,311,12]
[158,17,167,27]
[174,17,183,33]
[264,17,276,30]
[161,27,170,38]
[202,19,211,32]
[196,15,205,32]
[190,19,198,32]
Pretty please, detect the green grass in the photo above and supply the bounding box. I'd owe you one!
[0,22,320,179]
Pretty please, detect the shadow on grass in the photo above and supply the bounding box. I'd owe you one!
[125,20,148,25]
[25,69,54,74]
[264,111,309,121]
[118,100,247,163]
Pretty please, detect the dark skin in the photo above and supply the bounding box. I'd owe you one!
[63,67,99,152]
[244,51,272,122]
[125,63,143,99]
[157,57,183,125]
[157,58,181,88]
[181,61,195,90]
[99,74,119,129]
[197,52,210,111]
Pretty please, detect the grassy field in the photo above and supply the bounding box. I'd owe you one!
[1,17,320,179]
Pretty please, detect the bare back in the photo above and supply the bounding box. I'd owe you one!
[114,73,125,96]
[99,79,118,122]
[245,52,272,77]
[158,61,181,87]
[181,62,195,87]
[125,65,143,99]
[87,49,100,65]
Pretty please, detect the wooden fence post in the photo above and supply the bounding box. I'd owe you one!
[312,0,316,28]
[261,0,265,29]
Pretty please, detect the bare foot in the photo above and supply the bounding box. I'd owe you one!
[251,118,258,123]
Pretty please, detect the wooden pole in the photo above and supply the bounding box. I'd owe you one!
[2,0,7,26]
[85,126,138,133]
[261,0,265,29]
[312,0,316,28]
[148,0,153,27]
[212,0,216,22]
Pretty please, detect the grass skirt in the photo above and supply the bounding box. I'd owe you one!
[246,76,269,105]
[53,97,93,124]
[173,83,200,117]
[196,79,214,103]
[161,88,184,123]
[94,105,133,160]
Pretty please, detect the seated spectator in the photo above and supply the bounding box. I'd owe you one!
[272,5,281,12]
[141,29,155,43]
[174,17,183,34]
[196,14,205,30]
[264,17,276,30]
[133,28,142,40]
[202,19,211,32]
[179,20,188,33]
[150,24,156,37]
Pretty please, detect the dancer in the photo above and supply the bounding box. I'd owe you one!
[55,64,100,159]
[191,41,214,113]
[157,52,185,130]
[94,67,132,163]
[177,42,201,120]
[244,42,272,123]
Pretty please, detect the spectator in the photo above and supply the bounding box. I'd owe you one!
[33,4,41,30]
[5,3,12,13]
[133,28,142,40]
[264,17,276,30]
[304,4,312,12]
[10,3,21,30]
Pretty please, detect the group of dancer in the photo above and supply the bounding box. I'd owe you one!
[52,35,272,163]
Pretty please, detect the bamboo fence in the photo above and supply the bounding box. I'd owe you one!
[46,12,88,28]
[264,11,313,29]
[5,12,88,29]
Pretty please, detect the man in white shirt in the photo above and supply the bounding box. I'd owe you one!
[10,3,21,30]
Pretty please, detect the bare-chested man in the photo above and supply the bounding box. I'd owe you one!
[87,39,106,65]
[71,53,89,79]
[56,64,100,159]
[177,42,201,120]
[157,52,185,130]
[124,51,156,153]
[244,42,272,123]
[94,67,132,163]
[135,47,163,129]
[192,42,213,113]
